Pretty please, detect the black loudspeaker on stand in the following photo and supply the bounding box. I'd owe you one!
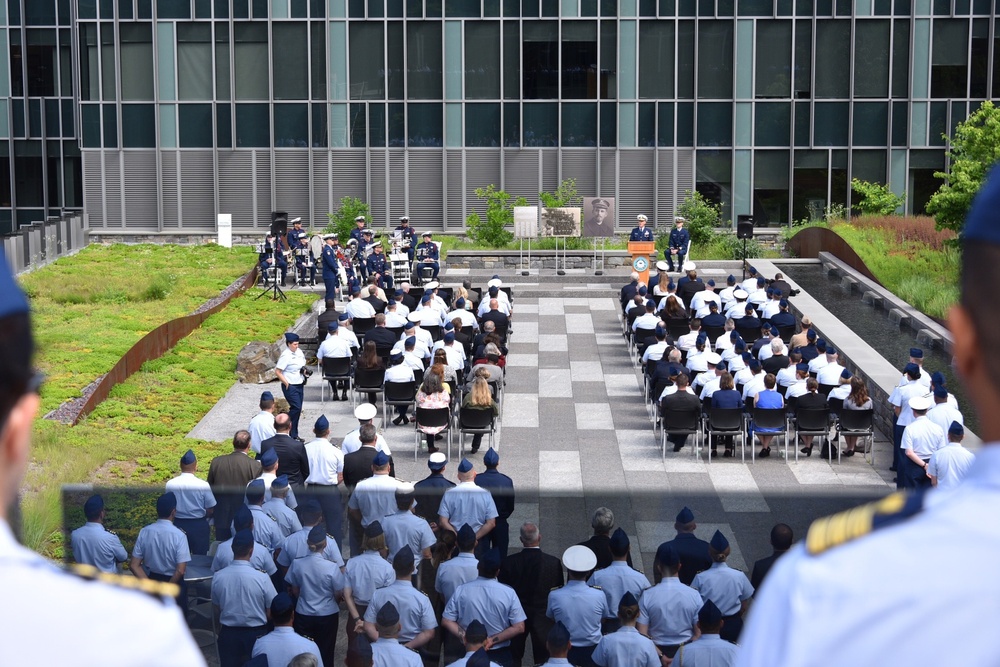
[736,215,754,280]
[271,211,288,239]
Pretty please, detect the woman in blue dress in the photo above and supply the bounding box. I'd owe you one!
[752,373,784,458]
[710,372,744,457]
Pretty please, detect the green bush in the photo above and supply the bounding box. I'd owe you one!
[715,232,766,260]
[851,178,905,215]
[139,274,176,301]
[466,185,526,247]
[658,191,720,251]
[325,196,371,241]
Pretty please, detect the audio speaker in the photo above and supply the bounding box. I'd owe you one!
[271,211,288,238]
[736,215,754,240]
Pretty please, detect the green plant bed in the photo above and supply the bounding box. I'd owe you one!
[21,244,256,414]
[24,288,314,558]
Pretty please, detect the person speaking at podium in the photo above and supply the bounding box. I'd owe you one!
[629,215,654,242]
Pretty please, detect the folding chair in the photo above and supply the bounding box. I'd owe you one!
[320,356,353,403]
[705,407,746,463]
[838,408,875,465]
[383,380,417,427]
[776,325,796,344]
[660,404,702,460]
[424,325,443,342]
[457,406,497,456]
[414,406,452,460]
[352,367,385,410]
[794,407,833,463]
[751,407,787,458]
[352,317,376,337]
[736,326,761,344]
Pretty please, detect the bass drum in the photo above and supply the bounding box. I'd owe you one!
[308,234,324,259]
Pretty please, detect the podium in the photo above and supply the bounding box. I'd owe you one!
[627,241,657,286]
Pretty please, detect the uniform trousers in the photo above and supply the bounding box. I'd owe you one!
[892,422,905,476]
[666,250,686,272]
[348,516,363,557]
[345,604,367,667]
[282,382,305,439]
[306,484,344,550]
[510,608,553,665]
[174,516,210,555]
[901,456,932,490]
[486,646,514,667]
[323,274,338,303]
[657,643,684,659]
[418,260,440,280]
[443,631,466,664]
[567,644,598,667]
[213,495,242,542]
[148,572,187,618]
[294,612,339,667]
[479,518,509,564]
[218,624,268,667]
[721,613,743,643]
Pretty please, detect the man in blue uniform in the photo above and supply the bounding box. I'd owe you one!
[287,217,308,248]
[413,452,455,532]
[165,448,217,555]
[629,214,654,241]
[666,216,691,272]
[129,492,192,612]
[416,232,440,280]
[213,530,278,667]
[396,216,418,263]
[654,507,712,586]
[251,592,323,667]
[547,545,612,666]
[321,233,342,303]
[259,233,288,286]
[474,448,514,561]
[438,458,498,542]
[70,494,129,574]
[350,215,367,246]
[366,241,393,291]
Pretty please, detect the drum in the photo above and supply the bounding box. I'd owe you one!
[309,234,324,259]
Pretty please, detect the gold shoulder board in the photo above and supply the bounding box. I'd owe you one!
[68,563,180,602]
[806,490,924,556]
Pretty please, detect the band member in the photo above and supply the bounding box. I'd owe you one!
[396,216,418,264]
[295,237,316,287]
[366,242,393,291]
[258,233,288,286]
[288,217,308,249]
[321,234,342,303]
[416,232,440,280]
[350,216,367,246]
[357,228,377,281]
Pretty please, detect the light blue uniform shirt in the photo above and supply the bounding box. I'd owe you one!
[364,579,437,642]
[372,637,423,667]
[691,562,754,616]
[70,522,128,573]
[443,577,527,649]
[211,560,277,627]
[262,497,303,537]
[546,580,611,648]
[285,551,346,616]
[252,626,324,667]
[382,509,436,574]
[901,416,946,459]
[131,519,190,577]
[587,561,651,612]
[592,626,661,667]
[674,634,737,667]
[344,550,396,606]
[212,538,278,575]
[445,650,502,667]
[438,482,499,533]
[248,504,285,552]
[435,552,480,604]
[164,472,217,519]
[348,474,404,526]
[637,577,703,645]
[277,525,345,568]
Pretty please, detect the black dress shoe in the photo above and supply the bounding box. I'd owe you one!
[392,415,404,425]
[672,443,684,452]
[759,447,771,458]
[800,446,813,457]
[842,449,855,457]
[723,449,733,458]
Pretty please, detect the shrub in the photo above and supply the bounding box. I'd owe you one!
[715,232,765,260]
[667,191,721,248]
[140,274,175,301]
[466,185,526,247]
[325,196,371,241]
[848,215,955,252]
[851,179,905,215]
[539,178,582,208]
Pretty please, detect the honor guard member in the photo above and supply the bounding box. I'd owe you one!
[304,415,345,546]
[245,478,286,553]
[930,370,960,409]
[211,505,278,576]
[342,403,393,456]
[288,217,308,248]
[276,499,345,569]
[367,241,394,291]
[165,448,217,555]
[666,217,691,272]
[592,592,664,667]
[438,458,499,541]
[129,492,192,611]
[263,475,303,537]
[348,450,404,533]
[251,592,324,667]
[413,451,455,529]
[655,507,712,586]
[381,484,436,575]
[547,545,613,666]
[888,362,929,477]
[899,394,944,489]
[275,332,308,440]
[344,522,396,661]
[436,524,481,605]
[371,602,424,667]
[927,385,964,439]
[364,548,437,650]
[630,214,654,241]
[676,601,738,667]
[416,232,441,280]
[213,529,279,667]
[70,494,129,574]
[321,234,342,303]
[690,531,752,644]
[396,216,418,263]
[359,228,377,277]
[474,448,514,561]
[637,544,702,659]
[248,392,277,455]
[927,421,976,490]
[587,528,651,627]
[898,347,932,388]
[442,548,528,666]
[284,525,347,667]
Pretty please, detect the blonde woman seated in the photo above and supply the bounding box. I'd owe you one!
[416,372,451,454]
[461,371,499,454]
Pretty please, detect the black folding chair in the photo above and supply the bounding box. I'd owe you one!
[352,367,385,410]
[320,356,352,403]
[751,407,787,456]
[414,406,452,460]
[736,326,761,344]
[705,407,746,463]
[383,380,417,426]
[776,325,796,344]
[839,408,875,464]
[457,406,497,455]
[794,407,832,463]
[424,325,443,342]
[352,317,376,336]
[660,403,702,460]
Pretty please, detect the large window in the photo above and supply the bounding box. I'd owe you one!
[814,20,850,98]
[234,23,268,100]
[853,21,889,98]
[120,24,154,101]
[523,22,558,99]
[25,29,58,97]
[561,21,597,99]
[349,23,385,99]
[931,19,968,98]
[466,23,501,99]
[639,21,675,99]
[697,22,733,98]
[273,23,309,99]
[407,22,443,99]
[755,21,791,98]
[177,23,213,100]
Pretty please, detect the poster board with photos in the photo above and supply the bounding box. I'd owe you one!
[539,207,582,238]
[513,206,539,239]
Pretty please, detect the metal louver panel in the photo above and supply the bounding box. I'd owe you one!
[656,149,676,222]
[502,150,539,208]
[330,150,367,206]
[160,152,179,229]
[369,151,387,226]
[275,151,310,224]
[104,152,123,228]
[256,151,273,228]
[219,152,255,230]
[82,151,104,227]
[180,151,216,229]
[407,151,444,231]
[541,149,558,195]
[676,149,695,200]
[445,150,463,230]
[387,151,405,228]
[123,152,158,230]
[561,150,596,203]
[619,150,655,228]
[466,150,500,225]
[312,153,330,229]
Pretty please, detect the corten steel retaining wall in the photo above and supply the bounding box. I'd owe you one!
[71,266,260,425]
[786,226,881,285]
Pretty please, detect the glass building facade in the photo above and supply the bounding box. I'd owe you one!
[1,0,997,234]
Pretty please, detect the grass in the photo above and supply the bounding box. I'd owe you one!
[20,244,254,414]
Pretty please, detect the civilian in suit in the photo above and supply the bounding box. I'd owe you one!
[363,314,398,351]
[499,522,565,666]
[796,378,829,457]
[208,429,262,541]
[654,507,712,586]
[258,413,310,492]
[661,373,702,453]
[400,283,419,311]
[363,285,387,314]
[317,300,340,343]
[479,299,510,335]
[577,507,633,570]
[750,523,793,591]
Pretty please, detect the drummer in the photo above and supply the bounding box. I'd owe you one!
[416,232,440,280]
[395,216,417,264]
[259,233,287,286]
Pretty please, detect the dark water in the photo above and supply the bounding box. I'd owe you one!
[782,264,976,435]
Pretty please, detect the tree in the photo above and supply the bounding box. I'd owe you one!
[539,178,582,208]
[667,190,720,248]
[926,101,1000,235]
[851,178,905,215]
[325,197,371,241]
[465,185,527,247]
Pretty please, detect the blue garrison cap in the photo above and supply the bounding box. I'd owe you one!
[353,636,373,660]
[638,285,648,295]
[770,326,780,337]
[458,458,473,473]
[807,329,817,340]
[390,353,404,364]
[910,347,923,359]
[405,336,416,347]
[394,289,404,297]
[749,266,758,275]
[234,504,253,531]
[327,320,339,332]
[749,358,762,371]
[261,391,274,401]
[796,363,809,372]
[271,592,295,616]
[710,529,730,551]
[742,352,753,362]
[647,299,657,309]
[83,494,104,520]
[707,279,716,286]
[933,385,949,398]
[393,546,415,570]
[271,474,289,489]
[156,492,177,516]
[757,277,766,287]
[232,529,254,552]
[455,297,466,308]
[904,362,921,377]
[422,294,432,303]
[609,527,630,556]
[352,286,362,295]
[667,281,676,290]
[181,449,196,466]
[484,447,499,467]
[315,414,329,431]
[654,324,666,337]
[676,506,695,523]
[727,275,736,284]
[548,621,571,647]
[950,421,964,436]
[841,368,852,379]
[656,543,680,567]
[716,361,727,371]
[364,520,383,538]
[404,321,416,331]
[479,548,501,571]
[444,332,456,343]
[619,591,639,608]
[0,254,28,319]
[260,448,278,467]
[931,371,947,386]
[444,321,455,331]
[376,601,400,627]
[246,478,266,501]
[339,312,351,321]
[745,304,755,314]
[766,287,775,295]
[465,619,488,642]
[372,450,390,467]
[699,600,723,626]
[284,332,300,343]
[816,339,827,351]
[457,524,477,549]
[696,332,708,344]
[779,298,789,308]
[734,341,746,352]
[826,346,837,356]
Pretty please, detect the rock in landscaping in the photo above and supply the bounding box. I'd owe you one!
[236,341,280,384]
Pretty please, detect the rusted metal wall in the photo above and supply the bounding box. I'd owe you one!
[72,267,259,425]
[786,227,882,286]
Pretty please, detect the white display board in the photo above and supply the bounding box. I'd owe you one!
[513,206,539,239]
[217,214,233,248]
